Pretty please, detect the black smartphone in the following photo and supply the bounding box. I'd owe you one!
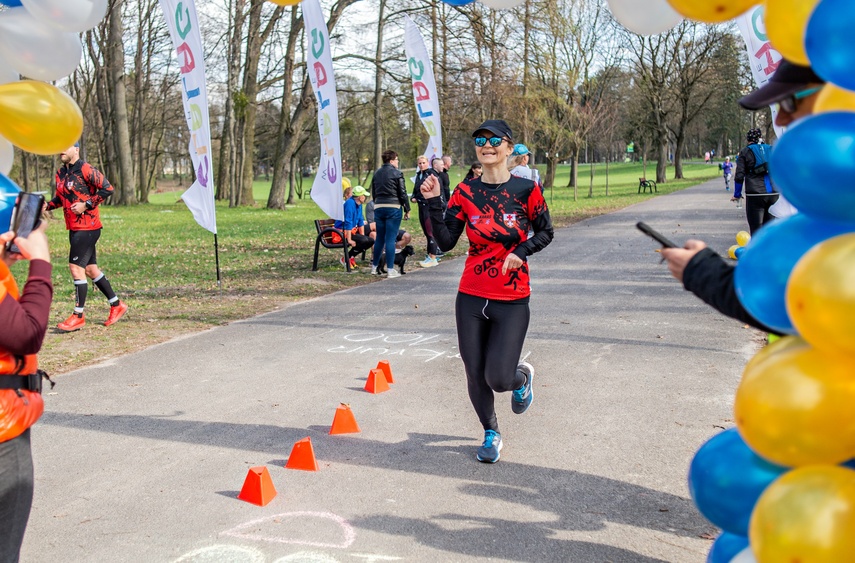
[6,192,45,255]
[636,221,677,248]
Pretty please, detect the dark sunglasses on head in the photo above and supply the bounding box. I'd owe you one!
[777,86,823,114]
[474,136,507,148]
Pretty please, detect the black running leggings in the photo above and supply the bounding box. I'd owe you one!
[456,292,529,432]
[745,194,779,235]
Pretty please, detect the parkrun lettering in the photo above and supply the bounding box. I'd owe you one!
[404,16,443,162]
[173,3,209,189]
[311,26,337,185]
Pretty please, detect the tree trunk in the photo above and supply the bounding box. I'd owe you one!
[218,0,246,203]
[656,133,668,184]
[268,8,305,209]
[108,0,136,205]
[673,129,686,180]
[372,0,385,169]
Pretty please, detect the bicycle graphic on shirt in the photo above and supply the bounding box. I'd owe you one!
[473,256,500,278]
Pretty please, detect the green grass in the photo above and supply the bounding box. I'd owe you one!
[13,161,720,375]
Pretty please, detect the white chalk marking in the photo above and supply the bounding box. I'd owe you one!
[222,512,356,549]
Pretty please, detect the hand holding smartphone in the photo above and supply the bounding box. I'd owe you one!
[636,221,677,249]
[6,192,45,255]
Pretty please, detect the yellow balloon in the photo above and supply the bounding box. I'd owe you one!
[735,344,855,466]
[750,466,855,562]
[0,81,82,156]
[742,335,808,384]
[736,230,751,246]
[266,0,300,5]
[765,0,821,66]
[727,244,740,259]
[815,83,855,114]
[787,233,855,356]
[666,0,759,23]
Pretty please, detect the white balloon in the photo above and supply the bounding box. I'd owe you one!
[0,57,18,86]
[730,547,757,563]
[20,0,108,33]
[0,138,13,176]
[478,0,525,9]
[607,0,683,35]
[0,7,82,82]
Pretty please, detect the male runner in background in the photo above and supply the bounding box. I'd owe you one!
[47,142,128,332]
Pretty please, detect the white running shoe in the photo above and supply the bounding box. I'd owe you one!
[418,257,438,268]
[387,269,401,278]
[370,265,378,275]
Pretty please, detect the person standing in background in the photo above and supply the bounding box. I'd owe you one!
[370,150,410,278]
[411,156,440,268]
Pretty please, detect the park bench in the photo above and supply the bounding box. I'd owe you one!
[638,177,657,194]
[312,219,365,272]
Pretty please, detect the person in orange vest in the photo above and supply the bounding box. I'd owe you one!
[0,221,53,560]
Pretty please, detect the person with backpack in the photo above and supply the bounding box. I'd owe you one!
[732,129,778,235]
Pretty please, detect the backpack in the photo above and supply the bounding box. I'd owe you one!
[747,143,772,175]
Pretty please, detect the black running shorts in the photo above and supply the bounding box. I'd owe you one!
[68,229,101,267]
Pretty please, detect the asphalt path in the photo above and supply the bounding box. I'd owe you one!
[23,177,762,562]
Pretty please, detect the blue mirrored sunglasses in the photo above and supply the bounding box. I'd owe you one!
[474,136,506,148]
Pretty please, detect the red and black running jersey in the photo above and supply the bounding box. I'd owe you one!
[47,160,114,231]
[427,176,554,300]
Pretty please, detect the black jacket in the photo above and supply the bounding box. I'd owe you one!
[371,164,410,213]
[682,248,778,334]
[411,168,437,205]
[734,143,775,197]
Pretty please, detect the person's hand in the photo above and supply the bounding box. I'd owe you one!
[660,240,706,283]
[502,253,524,275]
[404,212,410,220]
[420,175,441,199]
[730,196,742,202]
[0,231,18,267]
[71,201,87,215]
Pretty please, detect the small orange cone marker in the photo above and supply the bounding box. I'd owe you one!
[285,437,319,471]
[364,368,390,394]
[376,360,394,383]
[237,466,277,506]
[329,403,361,434]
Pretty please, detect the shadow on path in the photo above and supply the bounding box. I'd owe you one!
[42,411,710,561]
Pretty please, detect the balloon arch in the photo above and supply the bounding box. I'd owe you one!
[2,1,855,560]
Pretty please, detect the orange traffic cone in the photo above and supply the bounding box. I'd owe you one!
[376,360,394,383]
[237,466,277,506]
[329,403,361,434]
[285,437,319,471]
[364,368,390,394]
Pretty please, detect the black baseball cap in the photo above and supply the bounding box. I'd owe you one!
[738,60,825,111]
[472,119,513,140]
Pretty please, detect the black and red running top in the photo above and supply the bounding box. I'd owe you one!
[47,160,114,231]
[427,176,554,301]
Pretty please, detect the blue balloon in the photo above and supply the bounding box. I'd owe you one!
[707,532,750,563]
[0,173,22,232]
[734,213,855,334]
[770,112,855,223]
[441,0,475,4]
[0,0,23,6]
[805,0,855,91]
[688,428,788,536]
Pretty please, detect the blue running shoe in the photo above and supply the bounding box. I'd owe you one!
[476,430,503,463]
[512,362,534,414]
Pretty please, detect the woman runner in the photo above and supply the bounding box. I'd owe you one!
[420,119,554,463]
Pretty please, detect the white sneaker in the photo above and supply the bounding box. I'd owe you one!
[418,257,438,268]
[386,269,401,278]
[370,265,378,275]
